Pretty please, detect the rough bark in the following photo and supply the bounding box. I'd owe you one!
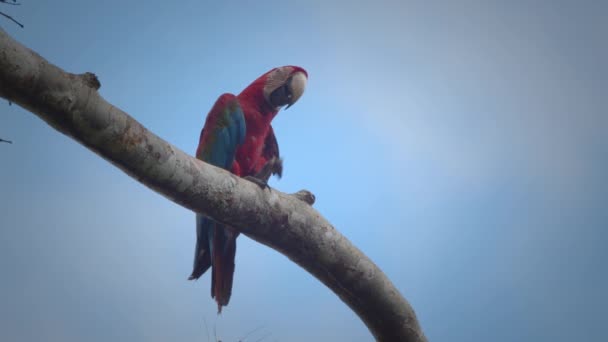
[0,27,427,342]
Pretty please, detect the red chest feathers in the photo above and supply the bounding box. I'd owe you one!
[231,89,278,177]
[233,125,269,177]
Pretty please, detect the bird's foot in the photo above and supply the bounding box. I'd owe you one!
[256,157,283,181]
[244,175,270,189]
[244,157,284,190]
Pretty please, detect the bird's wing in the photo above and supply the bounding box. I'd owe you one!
[263,125,280,162]
[251,125,282,182]
[190,93,245,281]
[196,93,246,169]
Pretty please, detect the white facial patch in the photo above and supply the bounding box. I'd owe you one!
[263,66,294,103]
[289,72,307,105]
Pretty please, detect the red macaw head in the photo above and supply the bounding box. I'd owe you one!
[241,66,308,112]
[262,66,308,109]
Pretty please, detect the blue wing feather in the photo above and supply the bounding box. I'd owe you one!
[199,95,246,169]
[190,94,246,281]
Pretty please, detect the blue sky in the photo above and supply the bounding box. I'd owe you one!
[1,1,606,341]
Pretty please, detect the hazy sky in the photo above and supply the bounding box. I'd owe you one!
[1,1,606,341]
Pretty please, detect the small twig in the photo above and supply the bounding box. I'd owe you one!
[238,325,264,342]
[202,316,210,342]
[0,138,13,144]
[253,332,272,342]
[0,11,24,28]
[0,1,21,6]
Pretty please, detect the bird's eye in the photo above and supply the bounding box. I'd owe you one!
[284,84,292,100]
[269,80,293,107]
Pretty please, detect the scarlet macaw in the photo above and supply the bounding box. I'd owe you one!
[189,66,307,312]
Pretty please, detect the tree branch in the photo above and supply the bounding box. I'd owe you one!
[0,27,427,342]
[0,137,12,143]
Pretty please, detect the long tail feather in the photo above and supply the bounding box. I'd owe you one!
[211,225,238,313]
[189,214,212,280]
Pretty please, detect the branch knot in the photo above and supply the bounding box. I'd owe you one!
[291,190,315,205]
[80,72,100,90]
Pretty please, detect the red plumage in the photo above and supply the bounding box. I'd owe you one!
[232,65,307,176]
[192,66,307,312]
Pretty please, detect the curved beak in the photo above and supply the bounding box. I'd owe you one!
[285,72,307,109]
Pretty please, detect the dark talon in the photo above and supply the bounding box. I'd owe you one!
[244,175,270,189]
[244,157,283,190]
[256,157,283,181]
